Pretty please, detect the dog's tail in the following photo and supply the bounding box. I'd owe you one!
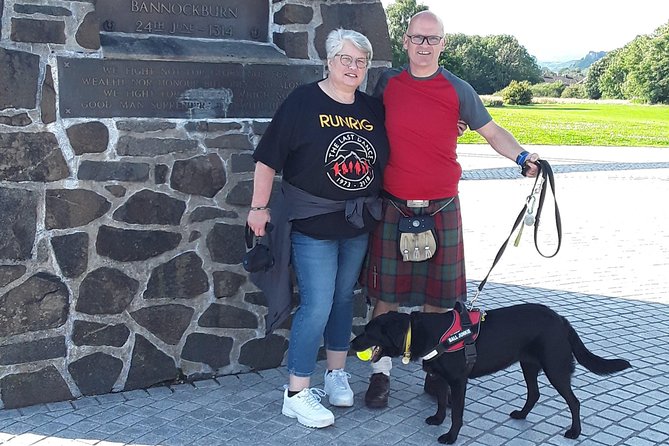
[567,319,631,375]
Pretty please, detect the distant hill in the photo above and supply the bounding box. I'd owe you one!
[539,51,607,72]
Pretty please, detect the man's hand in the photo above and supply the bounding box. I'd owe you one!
[522,153,541,177]
[456,120,468,136]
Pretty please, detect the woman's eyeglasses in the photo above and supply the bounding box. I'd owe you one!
[335,54,369,69]
[406,35,443,45]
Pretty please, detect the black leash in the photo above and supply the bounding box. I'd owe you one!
[470,159,562,307]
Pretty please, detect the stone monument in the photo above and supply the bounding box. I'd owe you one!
[0,0,391,409]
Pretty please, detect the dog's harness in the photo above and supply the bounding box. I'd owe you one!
[421,302,484,371]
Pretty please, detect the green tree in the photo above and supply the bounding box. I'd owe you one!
[385,0,427,67]
[584,57,606,99]
[585,20,669,104]
[440,34,540,94]
[501,80,533,105]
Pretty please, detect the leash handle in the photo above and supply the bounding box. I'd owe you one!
[476,159,562,295]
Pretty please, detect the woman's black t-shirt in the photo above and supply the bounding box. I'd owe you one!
[253,81,390,239]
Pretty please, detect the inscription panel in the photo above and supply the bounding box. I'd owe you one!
[57,58,323,119]
[96,0,269,41]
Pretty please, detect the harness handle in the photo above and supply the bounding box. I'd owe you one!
[473,159,562,302]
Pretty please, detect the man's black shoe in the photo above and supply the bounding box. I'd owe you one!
[365,373,389,408]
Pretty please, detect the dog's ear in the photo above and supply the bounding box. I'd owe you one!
[376,312,410,351]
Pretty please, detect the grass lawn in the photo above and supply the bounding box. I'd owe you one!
[458,102,669,147]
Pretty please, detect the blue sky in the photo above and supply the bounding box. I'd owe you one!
[380,0,669,61]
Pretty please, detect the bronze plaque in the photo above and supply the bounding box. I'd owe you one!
[57,58,323,119]
[96,0,269,42]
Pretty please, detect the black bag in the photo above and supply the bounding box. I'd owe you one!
[397,215,437,262]
[243,223,274,273]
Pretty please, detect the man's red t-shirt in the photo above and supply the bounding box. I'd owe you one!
[374,68,492,199]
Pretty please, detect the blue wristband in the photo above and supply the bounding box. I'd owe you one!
[516,151,529,166]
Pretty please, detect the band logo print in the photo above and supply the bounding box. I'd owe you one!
[324,132,376,191]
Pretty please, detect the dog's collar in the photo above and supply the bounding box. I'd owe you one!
[402,323,412,364]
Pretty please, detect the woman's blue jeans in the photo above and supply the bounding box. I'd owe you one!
[287,231,369,377]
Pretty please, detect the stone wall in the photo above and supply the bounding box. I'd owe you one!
[0,0,391,409]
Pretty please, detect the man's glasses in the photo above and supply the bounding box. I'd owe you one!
[335,53,369,69]
[406,35,443,46]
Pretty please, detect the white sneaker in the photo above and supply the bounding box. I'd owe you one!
[324,369,354,407]
[282,388,335,428]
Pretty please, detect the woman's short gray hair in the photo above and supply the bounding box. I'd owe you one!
[325,28,373,63]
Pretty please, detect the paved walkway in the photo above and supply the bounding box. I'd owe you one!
[1,145,668,446]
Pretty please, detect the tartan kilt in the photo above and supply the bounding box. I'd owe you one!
[360,195,466,308]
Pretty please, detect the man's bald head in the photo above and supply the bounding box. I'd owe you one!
[407,10,444,36]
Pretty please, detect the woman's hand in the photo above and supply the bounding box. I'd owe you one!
[247,208,271,237]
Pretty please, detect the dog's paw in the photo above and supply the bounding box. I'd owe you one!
[510,410,527,419]
[437,432,457,444]
[425,414,445,425]
[564,428,581,439]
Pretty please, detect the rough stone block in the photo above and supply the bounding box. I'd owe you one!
[51,232,88,278]
[78,161,150,182]
[0,187,37,260]
[155,164,169,184]
[184,121,241,133]
[0,366,73,409]
[191,207,238,224]
[13,4,71,16]
[225,179,253,206]
[66,122,109,154]
[69,353,123,396]
[0,273,70,337]
[274,4,313,25]
[143,251,209,299]
[0,273,68,337]
[96,226,181,261]
[75,11,100,50]
[273,32,309,59]
[76,267,139,315]
[170,154,226,198]
[204,134,252,150]
[0,132,69,182]
[198,304,258,329]
[11,18,66,44]
[0,113,31,126]
[72,321,130,347]
[45,189,110,229]
[41,65,56,124]
[0,336,66,365]
[117,136,197,156]
[124,335,178,391]
[117,120,177,132]
[238,334,288,370]
[113,189,186,225]
[315,3,391,61]
[181,333,233,370]
[0,48,39,110]
[206,223,245,265]
[212,271,246,298]
[231,153,255,173]
[130,304,194,345]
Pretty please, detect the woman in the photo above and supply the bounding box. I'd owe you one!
[246,29,389,428]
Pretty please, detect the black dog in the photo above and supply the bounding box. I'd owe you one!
[351,303,631,444]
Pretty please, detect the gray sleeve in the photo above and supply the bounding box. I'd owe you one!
[441,70,492,131]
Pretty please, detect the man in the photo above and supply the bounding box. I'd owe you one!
[360,10,540,408]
